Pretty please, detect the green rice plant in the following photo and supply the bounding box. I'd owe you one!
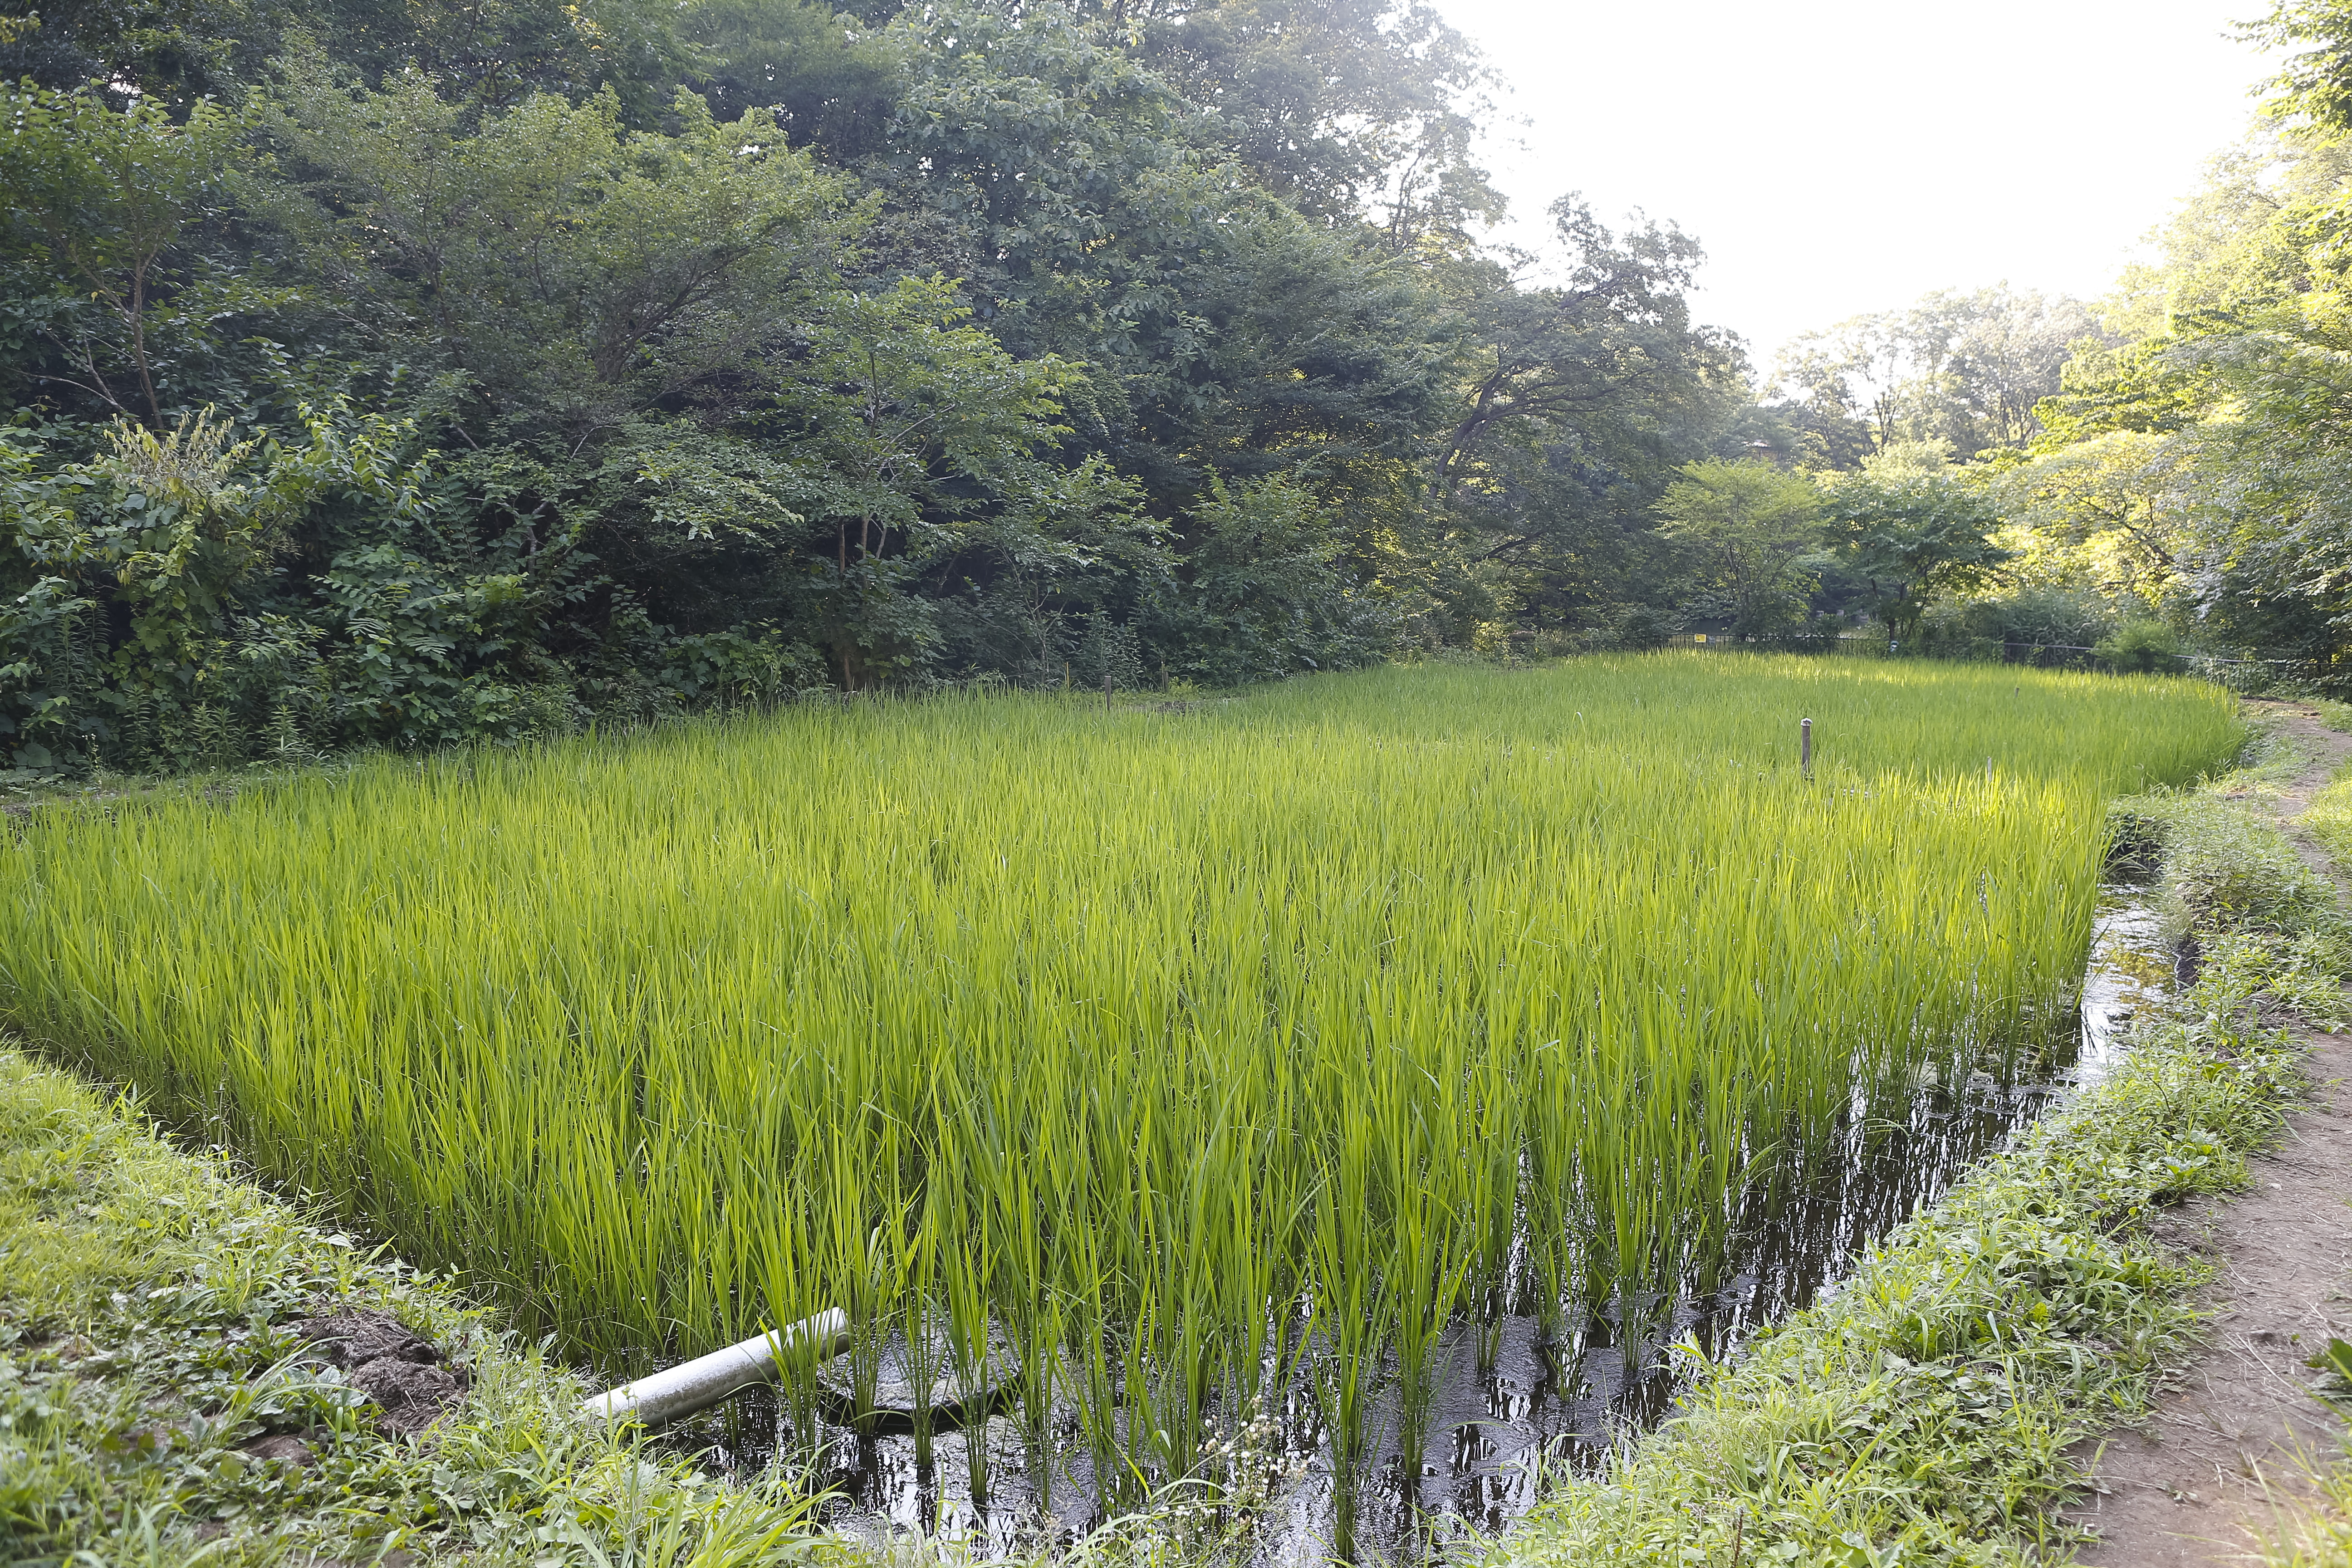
[1484,764,2339,1568]
[931,1119,999,1505]
[1306,1117,1395,1557]
[0,655,2242,1536]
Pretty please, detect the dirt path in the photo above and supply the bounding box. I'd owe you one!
[2068,703,2352,1566]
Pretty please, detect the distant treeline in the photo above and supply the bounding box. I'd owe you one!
[1,0,2348,774]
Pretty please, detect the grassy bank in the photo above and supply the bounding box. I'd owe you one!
[0,1039,1268,1567]
[1485,723,2350,1567]
[0,1047,848,1568]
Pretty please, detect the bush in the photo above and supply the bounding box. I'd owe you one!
[2095,620,2182,672]
[1912,588,2119,661]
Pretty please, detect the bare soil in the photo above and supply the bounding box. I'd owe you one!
[2067,703,2352,1565]
[295,1305,466,1435]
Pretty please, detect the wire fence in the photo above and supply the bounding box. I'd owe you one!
[1677,632,2326,689]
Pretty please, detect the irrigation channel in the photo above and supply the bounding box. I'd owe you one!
[660,880,2183,1564]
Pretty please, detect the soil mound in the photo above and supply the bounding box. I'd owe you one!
[296,1308,465,1434]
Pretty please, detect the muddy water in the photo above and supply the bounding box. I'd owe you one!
[2074,884,2182,1083]
[664,883,2173,1563]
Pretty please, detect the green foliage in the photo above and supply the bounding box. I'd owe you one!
[1431,199,1744,643]
[1982,59,2352,688]
[1993,429,2187,618]
[2094,618,2183,672]
[259,56,859,421]
[0,401,441,767]
[0,82,250,424]
[2119,731,2344,937]
[1653,459,1824,634]
[2307,1338,2352,1410]
[1910,586,2116,661]
[0,0,1761,770]
[2246,0,2352,139]
[1155,472,1383,685]
[1773,286,2099,467]
[1126,0,1497,237]
[2299,755,2352,872]
[2031,337,2214,445]
[675,0,900,158]
[1821,443,2006,640]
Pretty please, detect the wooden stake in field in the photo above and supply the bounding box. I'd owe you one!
[1105,670,1113,711]
[1801,717,1813,779]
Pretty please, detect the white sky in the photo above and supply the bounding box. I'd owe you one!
[1436,0,2280,374]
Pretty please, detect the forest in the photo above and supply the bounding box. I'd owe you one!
[2,0,2350,773]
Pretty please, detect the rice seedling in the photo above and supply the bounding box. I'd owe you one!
[0,655,2241,1551]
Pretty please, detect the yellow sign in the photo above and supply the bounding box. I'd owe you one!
[1694,633,1707,644]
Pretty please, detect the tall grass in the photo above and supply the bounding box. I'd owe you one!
[0,656,2240,1533]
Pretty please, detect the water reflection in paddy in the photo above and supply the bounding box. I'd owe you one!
[666,882,2175,1564]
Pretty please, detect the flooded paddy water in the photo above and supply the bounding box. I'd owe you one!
[662,882,2186,1564]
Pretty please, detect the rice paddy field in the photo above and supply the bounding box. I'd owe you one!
[0,656,2242,1553]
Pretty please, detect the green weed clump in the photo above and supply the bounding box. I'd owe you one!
[2117,734,2346,939]
[0,656,2240,1522]
[2303,760,2352,875]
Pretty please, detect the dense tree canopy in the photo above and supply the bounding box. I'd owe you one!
[0,0,1778,770]
[7,0,2352,775]
[1773,286,2101,467]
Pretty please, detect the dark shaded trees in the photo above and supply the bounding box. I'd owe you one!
[1426,199,1746,642]
[0,0,1750,772]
